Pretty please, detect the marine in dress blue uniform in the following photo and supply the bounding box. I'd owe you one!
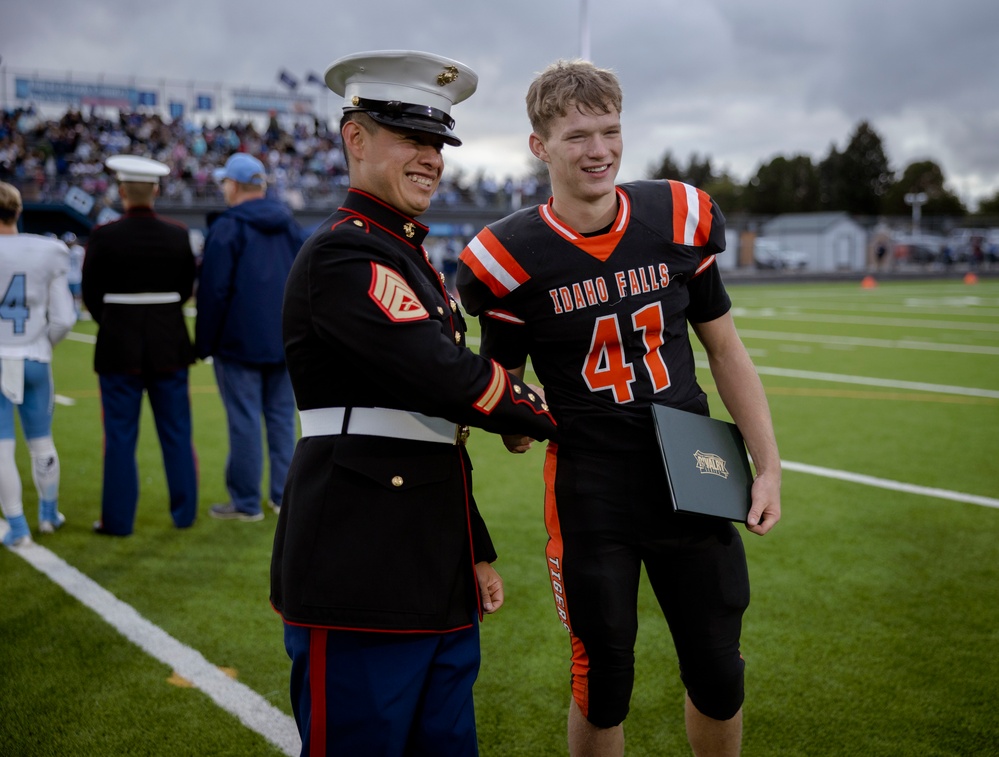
[270,50,557,757]
[83,156,198,536]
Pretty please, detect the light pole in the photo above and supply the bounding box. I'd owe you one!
[904,192,928,235]
[579,0,591,60]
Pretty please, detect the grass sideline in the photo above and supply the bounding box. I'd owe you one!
[1,279,998,756]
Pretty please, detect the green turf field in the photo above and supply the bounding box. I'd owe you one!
[2,278,997,756]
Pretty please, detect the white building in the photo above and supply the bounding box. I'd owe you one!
[759,212,869,272]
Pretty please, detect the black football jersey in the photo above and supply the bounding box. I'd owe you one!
[456,180,732,451]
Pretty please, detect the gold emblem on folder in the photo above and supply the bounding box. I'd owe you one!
[693,451,730,479]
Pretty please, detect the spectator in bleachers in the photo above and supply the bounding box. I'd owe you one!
[0,105,548,212]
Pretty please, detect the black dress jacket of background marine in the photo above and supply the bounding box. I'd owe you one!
[271,188,556,632]
[82,207,196,375]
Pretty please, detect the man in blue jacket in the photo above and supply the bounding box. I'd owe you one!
[196,153,306,521]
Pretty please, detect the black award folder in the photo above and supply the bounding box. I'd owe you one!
[650,404,753,523]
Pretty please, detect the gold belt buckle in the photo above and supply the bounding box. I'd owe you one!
[455,425,470,445]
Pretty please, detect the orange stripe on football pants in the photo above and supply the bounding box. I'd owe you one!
[544,443,592,719]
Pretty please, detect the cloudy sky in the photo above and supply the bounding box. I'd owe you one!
[4,0,999,207]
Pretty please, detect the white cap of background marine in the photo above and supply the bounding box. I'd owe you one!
[325,50,478,147]
[105,155,170,183]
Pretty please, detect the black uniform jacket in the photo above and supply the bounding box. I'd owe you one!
[271,189,557,633]
[82,207,196,374]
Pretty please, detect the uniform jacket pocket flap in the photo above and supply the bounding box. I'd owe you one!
[333,447,452,491]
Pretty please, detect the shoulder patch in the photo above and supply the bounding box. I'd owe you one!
[368,263,429,322]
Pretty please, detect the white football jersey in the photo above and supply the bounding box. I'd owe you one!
[0,234,77,361]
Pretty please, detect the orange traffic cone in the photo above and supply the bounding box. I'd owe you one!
[964,272,978,285]
[861,276,877,289]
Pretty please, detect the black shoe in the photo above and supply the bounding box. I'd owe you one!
[93,521,129,536]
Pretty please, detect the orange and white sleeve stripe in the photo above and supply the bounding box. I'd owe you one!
[459,227,531,298]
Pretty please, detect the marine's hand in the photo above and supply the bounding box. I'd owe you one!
[745,470,781,536]
[502,382,548,453]
[526,383,546,402]
[502,434,535,453]
[475,561,504,614]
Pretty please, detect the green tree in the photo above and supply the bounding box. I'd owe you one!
[882,160,966,217]
[702,173,746,214]
[647,151,716,188]
[744,154,820,214]
[818,121,893,214]
[973,189,999,216]
[684,153,715,188]
[648,151,684,181]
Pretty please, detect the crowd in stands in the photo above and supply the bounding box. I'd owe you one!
[0,105,550,213]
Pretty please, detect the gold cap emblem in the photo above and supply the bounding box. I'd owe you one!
[437,66,459,86]
[351,95,360,106]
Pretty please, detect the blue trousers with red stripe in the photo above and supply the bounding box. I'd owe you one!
[98,370,198,535]
[283,621,481,757]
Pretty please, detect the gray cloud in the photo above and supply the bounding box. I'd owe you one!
[3,0,998,205]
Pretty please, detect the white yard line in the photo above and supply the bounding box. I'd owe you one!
[781,460,999,509]
[745,365,999,399]
[2,449,996,757]
[736,329,999,356]
[0,538,301,757]
[731,310,999,332]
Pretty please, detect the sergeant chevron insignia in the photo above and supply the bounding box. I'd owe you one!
[369,263,429,322]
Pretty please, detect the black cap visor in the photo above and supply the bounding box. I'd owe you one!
[346,97,463,146]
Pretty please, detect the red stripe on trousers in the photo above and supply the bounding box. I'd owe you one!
[309,628,328,757]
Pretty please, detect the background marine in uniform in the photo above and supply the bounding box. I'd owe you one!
[83,155,199,537]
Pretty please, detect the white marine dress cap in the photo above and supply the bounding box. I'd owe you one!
[105,155,170,183]
[325,50,478,146]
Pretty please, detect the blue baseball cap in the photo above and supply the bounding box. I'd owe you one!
[213,153,266,185]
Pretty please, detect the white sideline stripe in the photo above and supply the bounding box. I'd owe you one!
[751,365,999,399]
[66,331,96,344]
[732,311,999,332]
[782,460,999,509]
[690,359,999,399]
[737,329,999,356]
[2,540,301,756]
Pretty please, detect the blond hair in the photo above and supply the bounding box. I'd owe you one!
[0,181,23,225]
[526,59,623,138]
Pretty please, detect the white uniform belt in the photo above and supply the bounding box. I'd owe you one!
[299,407,466,445]
[103,292,182,304]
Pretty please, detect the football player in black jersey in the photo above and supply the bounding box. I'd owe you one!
[457,59,781,757]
